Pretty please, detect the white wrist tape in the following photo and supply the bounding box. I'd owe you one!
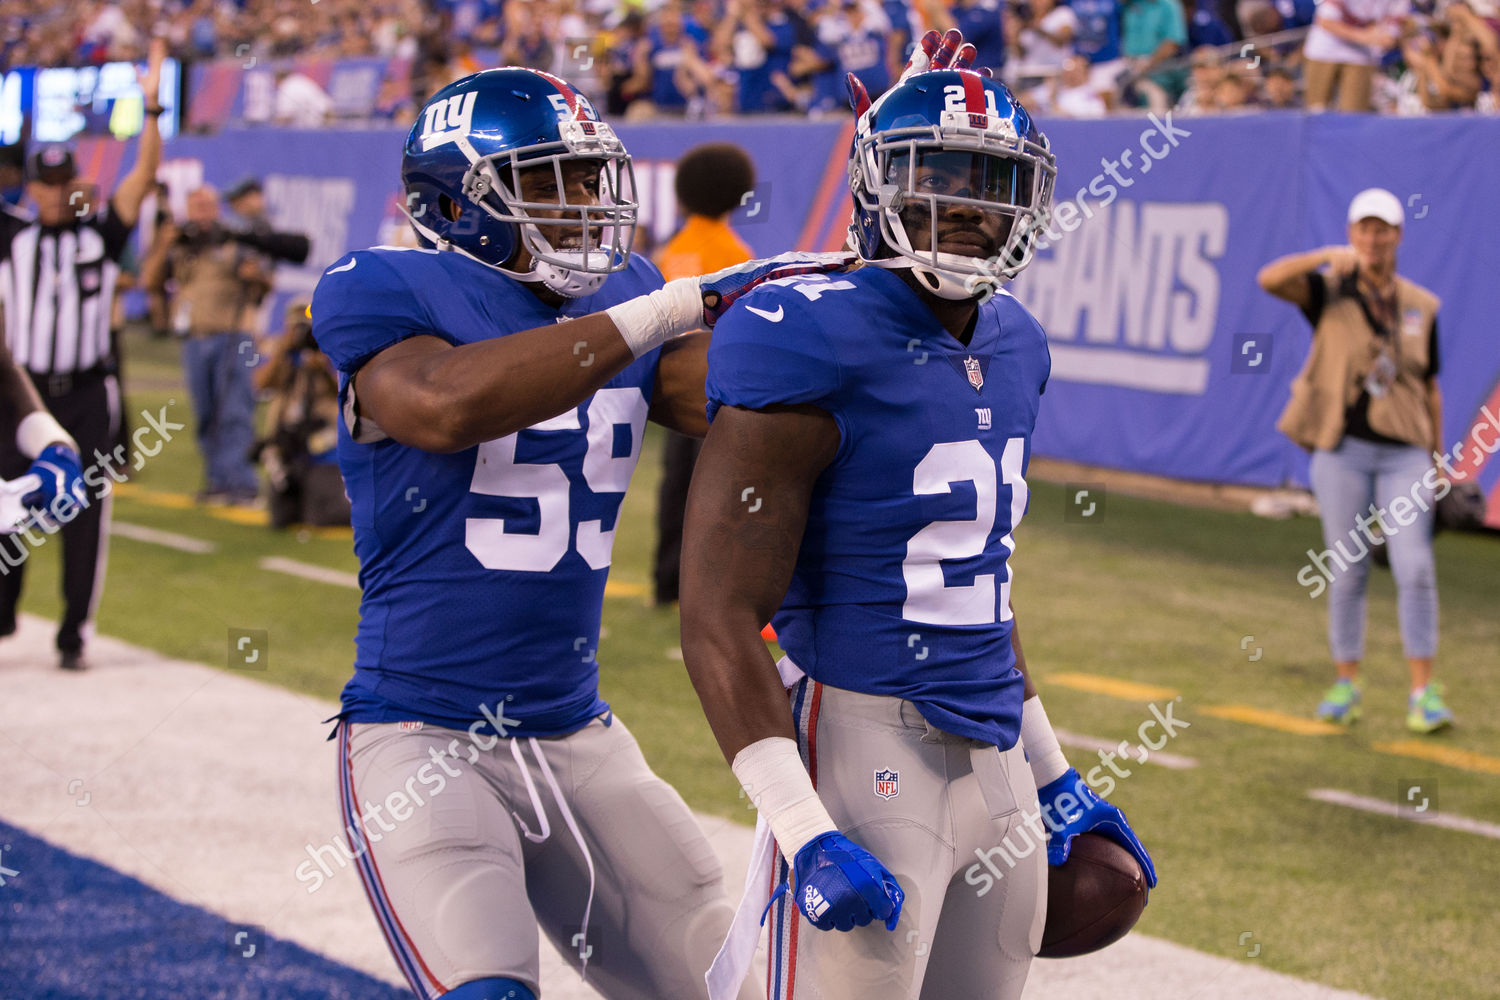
[603,276,703,357]
[732,736,838,862]
[1020,696,1070,788]
[17,410,77,460]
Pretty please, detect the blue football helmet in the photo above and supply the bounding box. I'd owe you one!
[402,67,638,298]
[847,70,1056,301]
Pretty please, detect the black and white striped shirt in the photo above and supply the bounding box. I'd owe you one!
[0,202,132,377]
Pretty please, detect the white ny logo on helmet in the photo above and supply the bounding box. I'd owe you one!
[420,91,478,151]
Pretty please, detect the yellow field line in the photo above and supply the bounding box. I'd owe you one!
[1046,672,1178,702]
[1200,704,1346,736]
[115,480,651,593]
[1046,675,1500,772]
[1373,740,1500,776]
[112,480,353,537]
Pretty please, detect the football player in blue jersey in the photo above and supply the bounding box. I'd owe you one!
[681,32,1157,1000]
[311,66,836,1000]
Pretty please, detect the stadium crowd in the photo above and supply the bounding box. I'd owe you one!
[4,0,1498,119]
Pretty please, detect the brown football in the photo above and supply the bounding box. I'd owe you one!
[1037,833,1149,958]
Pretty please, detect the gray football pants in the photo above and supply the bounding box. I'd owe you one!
[762,679,1047,1000]
[338,715,760,999]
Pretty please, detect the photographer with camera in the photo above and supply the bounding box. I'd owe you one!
[141,183,267,506]
[250,300,348,530]
[224,177,311,268]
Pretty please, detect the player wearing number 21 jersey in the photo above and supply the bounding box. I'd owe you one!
[682,33,1156,1000]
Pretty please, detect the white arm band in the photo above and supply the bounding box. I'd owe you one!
[732,736,838,863]
[17,410,77,460]
[1020,696,1070,788]
[603,275,703,357]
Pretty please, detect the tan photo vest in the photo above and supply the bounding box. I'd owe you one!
[1277,272,1439,452]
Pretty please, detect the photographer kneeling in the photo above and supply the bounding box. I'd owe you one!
[251,302,348,529]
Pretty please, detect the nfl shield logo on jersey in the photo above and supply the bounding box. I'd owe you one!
[874,768,899,800]
[964,356,984,391]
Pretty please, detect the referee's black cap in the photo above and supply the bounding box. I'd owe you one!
[26,144,78,184]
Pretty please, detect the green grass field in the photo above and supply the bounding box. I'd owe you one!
[17,327,1499,999]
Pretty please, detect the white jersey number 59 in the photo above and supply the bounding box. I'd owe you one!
[465,387,648,572]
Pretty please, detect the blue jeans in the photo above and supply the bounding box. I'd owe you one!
[181,331,258,494]
[1308,437,1439,662]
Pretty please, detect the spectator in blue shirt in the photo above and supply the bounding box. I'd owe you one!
[630,3,713,115]
[817,0,896,98]
[439,0,501,42]
[1189,0,1237,46]
[715,0,801,112]
[949,0,1009,72]
[1070,0,1124,62]
[1069,0,1127,105]
[1275,0,1319,29]
[883,0,921,73]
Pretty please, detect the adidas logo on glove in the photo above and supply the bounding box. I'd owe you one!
[802,886,830,921]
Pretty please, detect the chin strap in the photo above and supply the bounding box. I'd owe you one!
[864,254,998,302]
[531,256,610,298]
[402,205,611,298]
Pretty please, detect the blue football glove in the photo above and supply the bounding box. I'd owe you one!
[1037,768,1158,888]
[699,251,854,326]
[790,831,905,932]
[22,443,88,524]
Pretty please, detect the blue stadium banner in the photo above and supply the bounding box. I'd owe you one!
[76,115,1500,525]
[1009,113,1500,526]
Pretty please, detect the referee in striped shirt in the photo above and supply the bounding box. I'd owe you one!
[0,42,164,670]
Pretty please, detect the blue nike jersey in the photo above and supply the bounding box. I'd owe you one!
[705,266,1050,749]
[311,247,665,737]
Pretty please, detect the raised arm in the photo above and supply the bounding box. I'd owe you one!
[352,310,667,452]
[342,251,853,453]
[1257,245,1353,307]
[111,38,167,229]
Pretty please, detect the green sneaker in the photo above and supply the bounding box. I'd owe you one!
[1316,678,1363,724]
[1407,683,1455,734]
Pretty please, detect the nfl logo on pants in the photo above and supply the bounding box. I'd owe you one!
[874,769,899,800]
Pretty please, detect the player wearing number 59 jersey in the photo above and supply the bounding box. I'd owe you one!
[317,244,666,734]
[310,66,826,1000]
[683,34,1156,1000]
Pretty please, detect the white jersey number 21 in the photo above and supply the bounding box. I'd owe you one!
[901,437,1026,626]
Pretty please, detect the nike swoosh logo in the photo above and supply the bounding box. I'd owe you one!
[327,258,357,274]
[745,303,783,322]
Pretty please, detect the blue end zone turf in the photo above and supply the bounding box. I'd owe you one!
[0,818,410,1000]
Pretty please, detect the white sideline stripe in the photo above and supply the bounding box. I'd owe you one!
[1307,789,1500,840]
[258,556,359,589]
[112,520,217,554]
[1054,727,1199,770]
[0,615,1378,1000]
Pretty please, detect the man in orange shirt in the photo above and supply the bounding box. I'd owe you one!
[653,142,756,604]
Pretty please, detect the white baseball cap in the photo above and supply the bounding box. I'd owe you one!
[1347,188,1404,227]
